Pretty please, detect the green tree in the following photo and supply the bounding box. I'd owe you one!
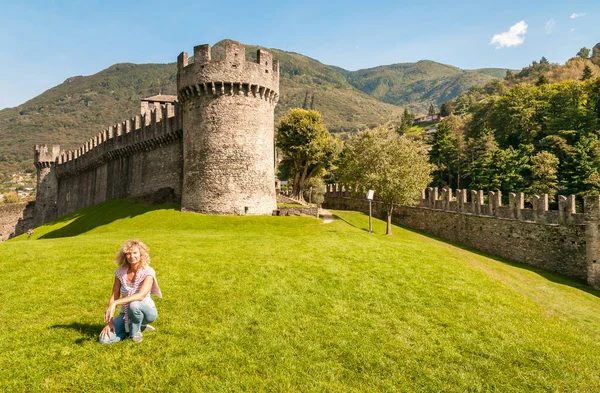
[302,177,326,206]
[276,109,341,200]
[397,108,413,134]
[577,47,591,59]
[591,43,600,66]
[440,101,453,117]
[536,75,549,86]
[428,103,436,117]
[562,135,600,196]
[429,115,466,188]
[469,146,530,193]
[505,69,515,82]
[486,84,544,148]
[453,92,475,115]
[581,65,593,81]
[529,151,560,196]
[338,127,432,235]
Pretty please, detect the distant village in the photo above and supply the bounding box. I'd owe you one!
[0,172,35,203]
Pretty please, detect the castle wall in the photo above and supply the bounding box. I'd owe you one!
[324,186,590,283]
[48,104,183,218]
[0,202,35,241]
[178,41,279,215]
[28,41,280,228]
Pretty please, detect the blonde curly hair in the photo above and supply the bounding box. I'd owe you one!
[115,240,151,269]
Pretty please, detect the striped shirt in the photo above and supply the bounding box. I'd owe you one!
[115,266,162,332]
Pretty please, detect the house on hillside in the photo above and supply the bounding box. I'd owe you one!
[414,114,442,124]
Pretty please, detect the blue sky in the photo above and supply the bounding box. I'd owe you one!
[0,0,597,110]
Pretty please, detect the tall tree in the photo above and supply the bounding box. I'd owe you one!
[469,146,530,193]
[581,65,593,81]
[562,135,600,196]
[429,115,466,188]
[440,101,454,117]
[276,109,341,200]
[338,127,432,235]
[577,47,591,59]
[529,151,560,197]
[428,103,436,117]
[397,108,413,134]
[591,43,600,66]
[536,75,549,86]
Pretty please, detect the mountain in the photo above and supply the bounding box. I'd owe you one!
[472,68,510,79]
[345,60,506,110]
[0,40,502,175]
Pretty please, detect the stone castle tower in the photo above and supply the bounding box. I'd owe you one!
[31,41,280,225]
[33,144,60,226]
[177,41,279,215]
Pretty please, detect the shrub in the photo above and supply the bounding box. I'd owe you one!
[2,192,20,204]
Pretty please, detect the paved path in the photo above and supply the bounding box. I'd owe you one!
[320,209,334,224]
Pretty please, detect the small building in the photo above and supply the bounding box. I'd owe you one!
[414,114,442,124]
[140,94,178,116]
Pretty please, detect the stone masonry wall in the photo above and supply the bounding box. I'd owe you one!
[276,206,319,218]
[36,104,183,219]
[31,41,280,227]
[0,202,35,241]
[324,186,589,283]
[177,41,279,215]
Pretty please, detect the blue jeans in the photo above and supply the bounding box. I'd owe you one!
[98,297,158,344]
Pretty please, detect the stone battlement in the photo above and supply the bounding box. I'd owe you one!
[177,41,279,105]
[53,104,182,178]
[34,144,61,169]
[325,184,585,225]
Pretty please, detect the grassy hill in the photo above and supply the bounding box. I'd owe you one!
[2,200,600,391]
[0,40,505,177]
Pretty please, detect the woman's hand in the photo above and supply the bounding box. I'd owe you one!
[100,321,114,339]
[104,303,117,323]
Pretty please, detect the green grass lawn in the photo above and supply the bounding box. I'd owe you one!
[2,199,600,392]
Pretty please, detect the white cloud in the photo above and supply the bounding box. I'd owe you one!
[545,19,556,34]
[570,12,586,19]
[490,21,528,49]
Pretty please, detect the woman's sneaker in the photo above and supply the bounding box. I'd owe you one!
[131,334,143,343]
[141,324,155,332]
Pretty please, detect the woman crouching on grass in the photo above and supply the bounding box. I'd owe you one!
[99,240,162,344]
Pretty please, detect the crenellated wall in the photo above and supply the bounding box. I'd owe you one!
[324,185,600,288]
[35,103,183,220]
[26,41,280,233]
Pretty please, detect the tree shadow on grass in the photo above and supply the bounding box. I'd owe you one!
[51,322,104,344]
[40,199,180,239]
[331,212,372,233]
